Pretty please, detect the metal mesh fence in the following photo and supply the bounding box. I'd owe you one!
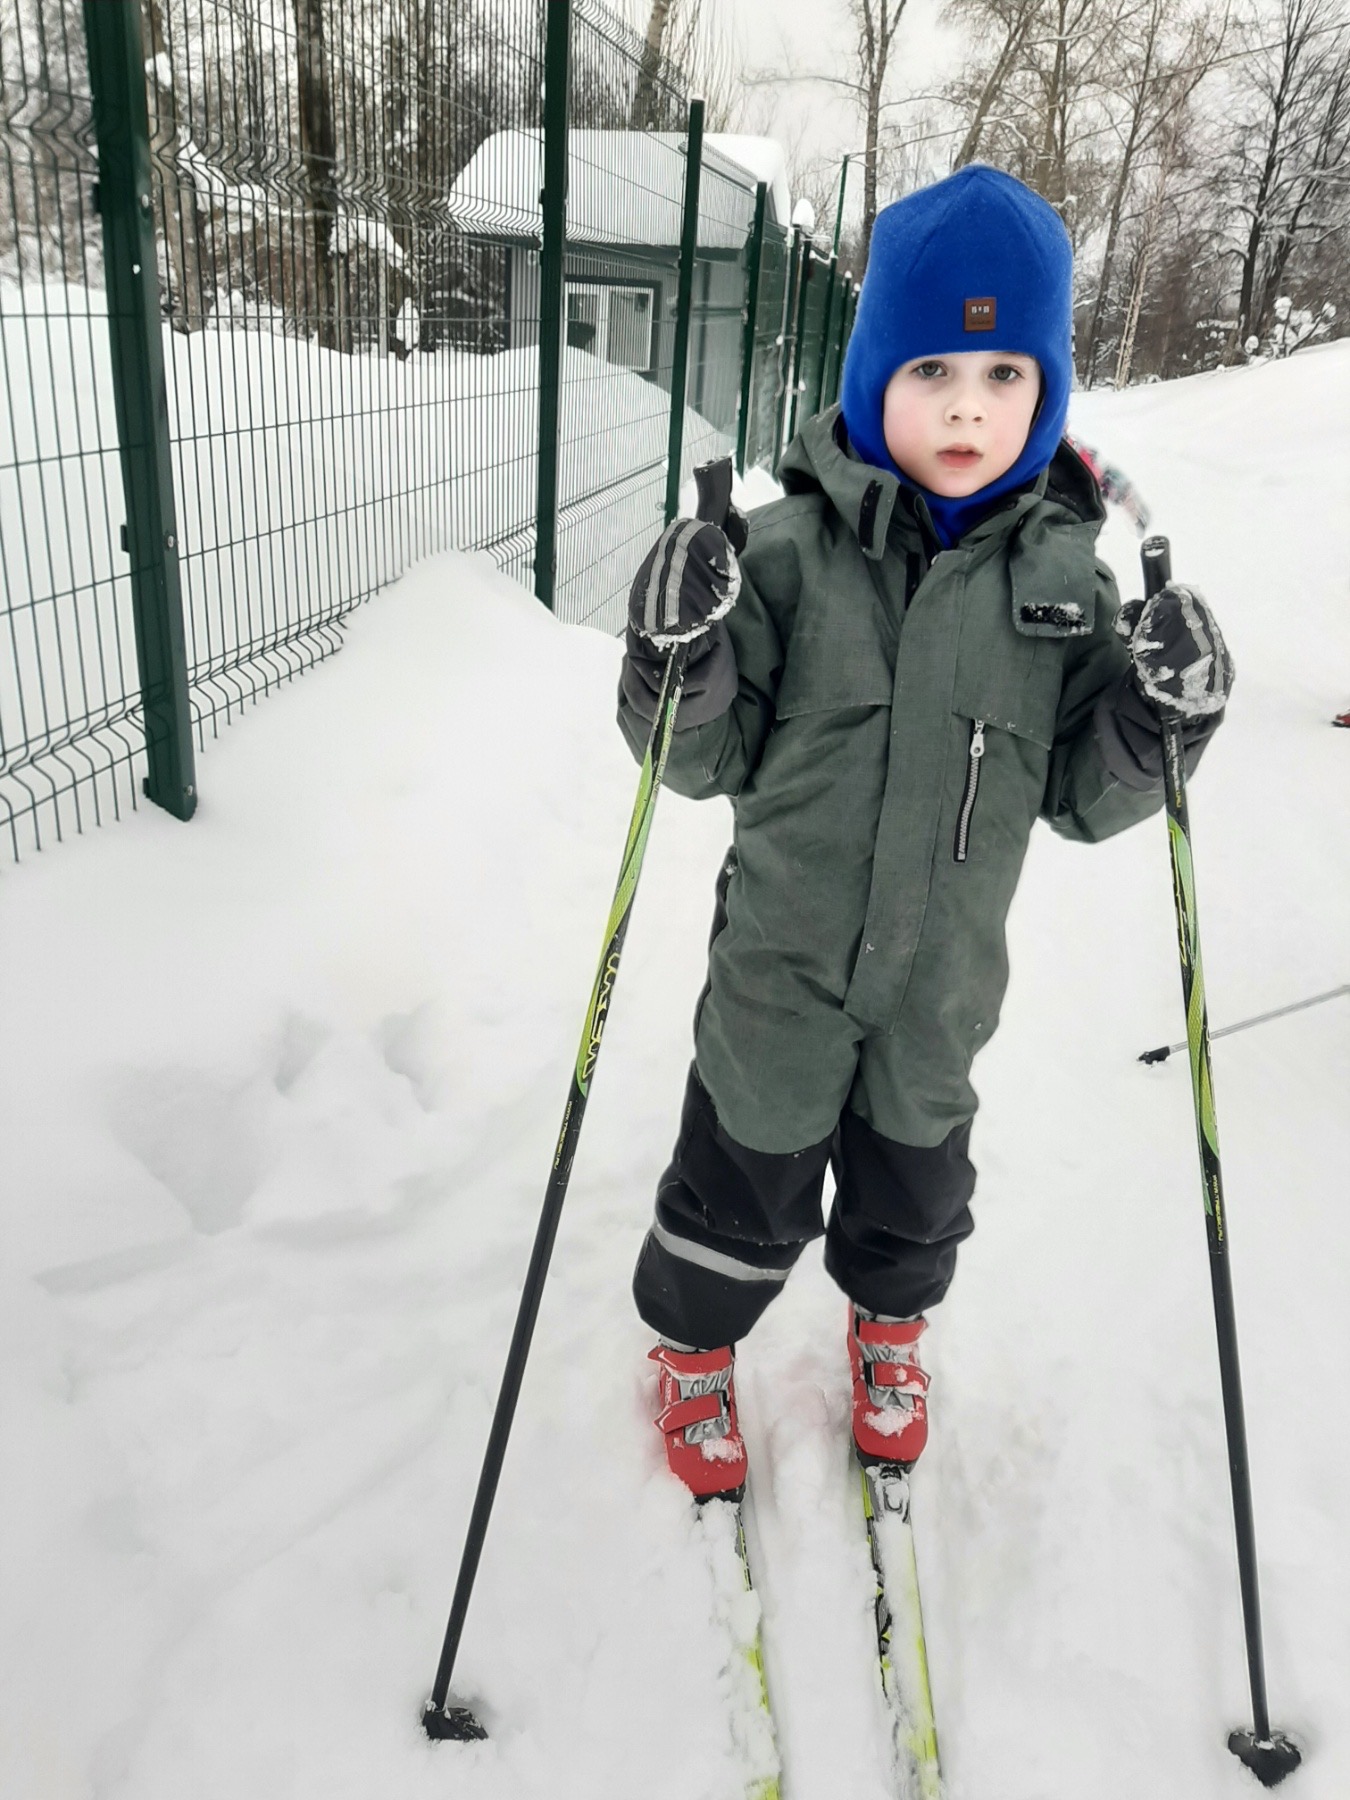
[0,0,853,861]
[0,2,144,856]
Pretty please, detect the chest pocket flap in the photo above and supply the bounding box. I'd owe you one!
[952,650,1061,748]
[952,556,1069,751]
[774,562,895,718]
[1009,512,1098,640]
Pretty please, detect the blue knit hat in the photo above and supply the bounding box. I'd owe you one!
[839,164,1074,544]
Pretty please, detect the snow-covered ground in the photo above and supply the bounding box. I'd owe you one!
[2,347,1347,1800]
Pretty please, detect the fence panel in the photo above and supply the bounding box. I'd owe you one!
[549,4,689,632]
[743,218,791,473]
[1,0,804,859]
[145,0,551,737]
[0,3,144,856]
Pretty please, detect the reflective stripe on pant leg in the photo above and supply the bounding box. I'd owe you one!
[825,1111,976,1319]
[650,1222,795,1285]
[632,1065,833,1347]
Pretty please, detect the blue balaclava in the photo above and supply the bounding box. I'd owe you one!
[839,164,1074,546]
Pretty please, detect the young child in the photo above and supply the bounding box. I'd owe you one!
[618,165,1233,1499]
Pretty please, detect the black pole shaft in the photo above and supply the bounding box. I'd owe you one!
[664,99,705,525]
[1143,537,1271,1740]
[423,456,738,1731]
[427,640,690,1719]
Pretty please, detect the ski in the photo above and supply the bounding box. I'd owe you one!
[859,1456,943,1799]
[696,1492,782,1800]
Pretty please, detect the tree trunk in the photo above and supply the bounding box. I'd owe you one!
[858,0,905,263]
[293,0,341,350]
[630,0,674,130]
[1033,0,1068,202]
[1114,135,1174,385]
[1081,38,1157,379]
[953,14,1033,169]
[145,0,207,332]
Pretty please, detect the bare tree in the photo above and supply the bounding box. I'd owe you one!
[628,0,744,129]
[1079,0,1230,379]
[630,0,675,127]
[946,0,1040,168]
[666,0,746,128]
[1113,110,1186,383]
[145,0,210,331]
[847,1,910,255]
[1226,0,1350,348]
[293,0,341,348]
[938,0,1128,222]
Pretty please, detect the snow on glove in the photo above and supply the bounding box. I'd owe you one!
[1115,582,1234,721]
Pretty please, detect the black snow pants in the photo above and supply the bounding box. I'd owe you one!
[632,1064,977,1349]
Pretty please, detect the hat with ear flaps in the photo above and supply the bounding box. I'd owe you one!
[839,164,1075,545]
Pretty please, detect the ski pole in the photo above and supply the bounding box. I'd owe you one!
[1138,981,1349,1064]
[422,457,739,1743]
[1141,535,1302,1788]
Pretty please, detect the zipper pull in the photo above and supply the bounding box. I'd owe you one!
[970,719,986,758]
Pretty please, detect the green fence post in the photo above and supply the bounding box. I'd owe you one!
[788,243,814,442]
[813,254,838,416]
[832,154,850,259]
[83,0,196,820]
[832,279,856,405]
[772,226,804,469]
[734,180,768,477]
[844,280,860,383]
[664,97,705,524]
[534,0,572,609]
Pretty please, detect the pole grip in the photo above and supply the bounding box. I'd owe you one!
[1141,534,1171,598]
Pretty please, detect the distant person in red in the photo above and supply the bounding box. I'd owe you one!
[1334,710,1350,728]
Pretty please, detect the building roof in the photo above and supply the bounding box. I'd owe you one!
[445,131,789,250]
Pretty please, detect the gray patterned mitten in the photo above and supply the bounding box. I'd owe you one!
[1115,583,1234,720]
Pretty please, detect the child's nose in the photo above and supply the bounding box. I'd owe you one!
[945,387,985,423]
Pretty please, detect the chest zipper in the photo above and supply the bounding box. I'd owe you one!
[953,720,987,864]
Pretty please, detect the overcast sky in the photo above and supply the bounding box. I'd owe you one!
[709,0,959,219]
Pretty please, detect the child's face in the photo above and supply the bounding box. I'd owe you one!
[881,351,1041,497]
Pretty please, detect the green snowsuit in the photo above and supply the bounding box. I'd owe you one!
[620,409,1168,1155]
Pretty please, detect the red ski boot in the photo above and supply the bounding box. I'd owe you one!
[848,1309,930,1467]
[650,1343,748,1500]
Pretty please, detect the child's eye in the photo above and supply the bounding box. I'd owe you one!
[913,360,946,379]
[989,364,1024,383]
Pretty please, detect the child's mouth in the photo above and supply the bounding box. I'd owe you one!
[937,447,982,467]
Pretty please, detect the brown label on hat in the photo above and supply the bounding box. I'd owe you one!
[964,296,996,331]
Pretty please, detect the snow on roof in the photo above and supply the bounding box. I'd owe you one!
[704,135,792,231]
[445,130,789,250]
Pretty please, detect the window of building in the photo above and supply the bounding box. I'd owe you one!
[565,282,654,371]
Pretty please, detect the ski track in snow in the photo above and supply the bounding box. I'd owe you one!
[2,351,1348,1799]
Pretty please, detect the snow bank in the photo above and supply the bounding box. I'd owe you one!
[1,351,1348,1799]
[0,289,729,807]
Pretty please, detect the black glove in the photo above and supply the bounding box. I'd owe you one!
[1114,582,1234,721]
[627,508,746,647]
[621,461,749,728]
